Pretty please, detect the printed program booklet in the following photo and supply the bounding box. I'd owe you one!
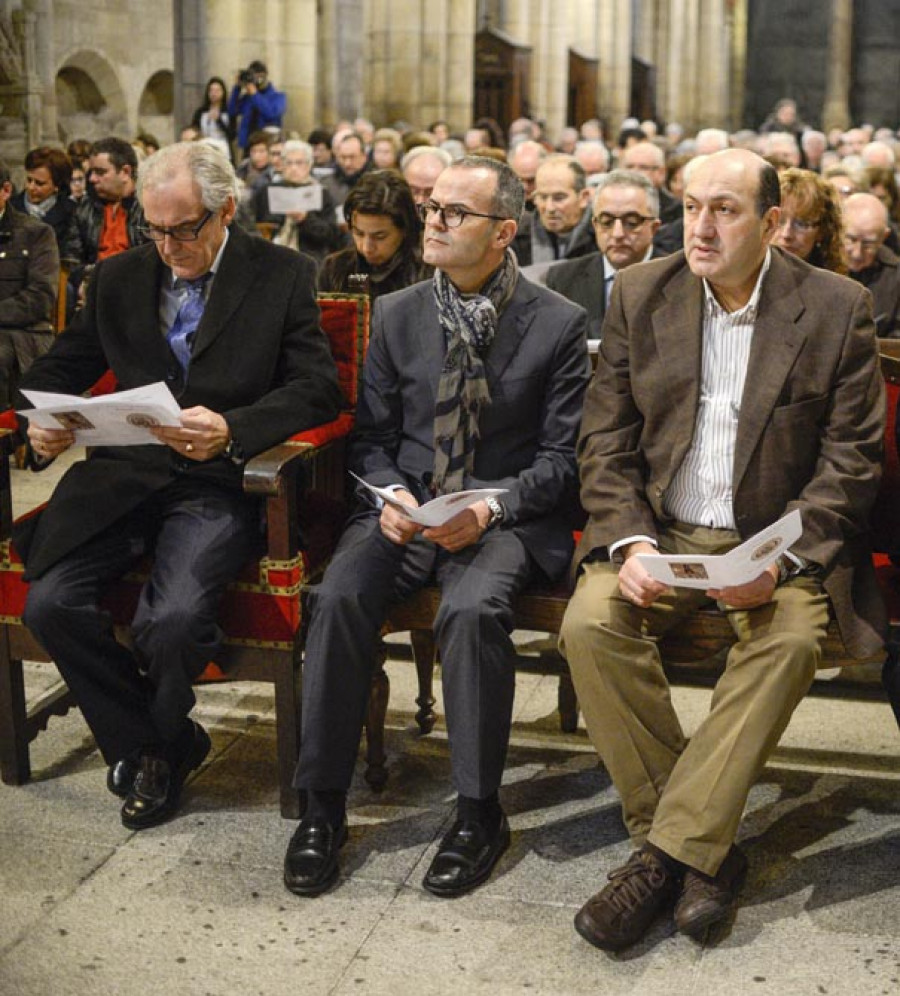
[635,509,802,589]
[351,473,508,528]
[19,382,182,447]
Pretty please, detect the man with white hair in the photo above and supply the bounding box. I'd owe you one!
[861,141,896,170]
[401,145,453,207]
[694,129,730,155]
[801,130,827,171]
[574,141,611,182]
[843,191,900,336]
[17,142,342,830]
[621,140,681,223]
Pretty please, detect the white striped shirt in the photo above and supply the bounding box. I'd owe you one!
[663,251,772,529]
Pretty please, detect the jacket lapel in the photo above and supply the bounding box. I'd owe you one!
[651,267,704,474]
[485,277,537,385]
[190,226,256,364]
[732,254,807,490]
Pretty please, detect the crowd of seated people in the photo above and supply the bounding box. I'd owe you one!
[3,88,900,960]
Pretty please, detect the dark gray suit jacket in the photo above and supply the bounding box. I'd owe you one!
[15,224,343,579]
[546,249,666,340]
[350,273,590,581]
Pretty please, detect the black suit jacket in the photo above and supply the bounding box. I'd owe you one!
[351,274,590,581]
[15,224,343,579]
[546,249,665,340]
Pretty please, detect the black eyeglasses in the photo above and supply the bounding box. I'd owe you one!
[592,212,655,233]
[418,200,508,229]
[139,211,213,243]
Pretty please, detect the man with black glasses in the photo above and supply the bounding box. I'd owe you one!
[285,156,589,900]
[16,142,341,831]
[547,170,664,342]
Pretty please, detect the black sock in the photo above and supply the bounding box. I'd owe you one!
[644,841,686,878]
[457,793,503,832]
[305,790,347,830]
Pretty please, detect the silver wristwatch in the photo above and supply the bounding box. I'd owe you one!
[485,495,505,528]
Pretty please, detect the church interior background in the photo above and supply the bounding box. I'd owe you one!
[0,0,897,171]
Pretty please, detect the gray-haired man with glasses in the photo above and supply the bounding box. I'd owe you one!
[286,155,589,900]
[547,169,665,342]
[15,141,342,831]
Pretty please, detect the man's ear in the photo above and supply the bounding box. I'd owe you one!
[578,187,591,210]
[495,219,517,247]
[221,194,237,226]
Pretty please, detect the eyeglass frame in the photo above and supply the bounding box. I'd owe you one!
[592,212,656,233]
[418,200,510,229]
[139,210,214,243]
[775,215,821,234]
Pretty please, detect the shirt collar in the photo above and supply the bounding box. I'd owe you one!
[702,247,771,321]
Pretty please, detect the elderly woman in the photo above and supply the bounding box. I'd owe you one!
[772,167,847,274]
[318,170,430,300]
[254,138,340,263]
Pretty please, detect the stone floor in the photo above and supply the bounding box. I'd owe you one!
[1,455,900,996]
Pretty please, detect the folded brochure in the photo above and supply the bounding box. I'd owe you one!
[351,473,507,528]
[635,509,802,589]
[19,381,182,447]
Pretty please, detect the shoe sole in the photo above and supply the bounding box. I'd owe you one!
[121,728,211,831]
[283,824,348,898]
[422,828,511,898]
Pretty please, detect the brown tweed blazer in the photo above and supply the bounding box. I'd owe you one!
[575,247,887,658]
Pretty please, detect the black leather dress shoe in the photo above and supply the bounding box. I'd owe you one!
[284,817,348,897]
[121,722,211,830]
[107,756,139,798]
[423,814,511,897]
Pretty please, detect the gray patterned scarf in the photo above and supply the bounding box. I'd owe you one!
[431,249,518,495]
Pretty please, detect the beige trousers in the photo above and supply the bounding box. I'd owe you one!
[559,522,830,876]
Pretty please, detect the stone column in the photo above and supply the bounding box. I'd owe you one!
[822,0,852,133]
[281,0,318,132]
[173,0,206,136]
[23,0,55,145]
[695,0,729,129]
[316,0,363,125]
[660,0,701,130]
[729,0,748,131]
[596,0,631,131]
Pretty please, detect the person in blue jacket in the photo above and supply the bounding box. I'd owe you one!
[228,61,286,155]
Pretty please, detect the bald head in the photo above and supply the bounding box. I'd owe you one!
[843,192,889,272]
[683,149,781,308]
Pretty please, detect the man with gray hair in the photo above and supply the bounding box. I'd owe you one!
[401,145,453,207]
[507,139,547,210]
[285,155,589,900]
[17,141,342,830]
[547,169,664,341]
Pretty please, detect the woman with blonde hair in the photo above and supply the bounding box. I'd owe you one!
[773,167,847,274]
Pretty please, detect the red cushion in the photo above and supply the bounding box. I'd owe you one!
[872,380,900,555]
[317,293,370,408]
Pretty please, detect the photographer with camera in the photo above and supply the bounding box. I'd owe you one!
[227,60,287,156]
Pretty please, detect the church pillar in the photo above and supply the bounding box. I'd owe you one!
[23,0,55,145]
[822,0,852,132]
[696,0,729,129]
[596,0,631,131]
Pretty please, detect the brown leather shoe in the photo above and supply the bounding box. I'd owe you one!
[674,844,749,938]
[574,849,681,952]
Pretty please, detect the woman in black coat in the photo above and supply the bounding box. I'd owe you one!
[11,146,82,265]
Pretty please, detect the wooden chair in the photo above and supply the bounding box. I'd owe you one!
[0,292,369,819]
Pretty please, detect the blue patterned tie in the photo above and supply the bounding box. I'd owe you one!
[167,275,210,374]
